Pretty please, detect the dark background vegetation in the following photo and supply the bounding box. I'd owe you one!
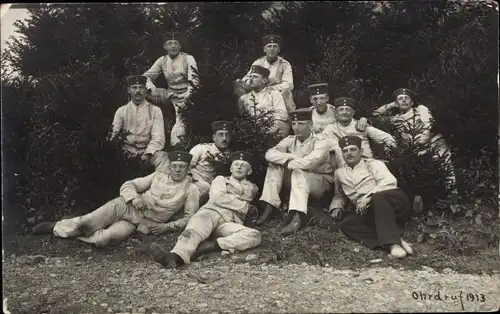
[2,1,498,240]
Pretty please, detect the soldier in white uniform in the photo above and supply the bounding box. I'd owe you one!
[154,121,233,204]
[322,97,396,167]
[32,151,200,246]
[238,65,290,138]
[255,109,335,234]
[109,75,166,172]
[372,88,458,205]
[307,82,368,134]
[235,34,295,112]
[329,135,413,259]
[143,32,200,148]
[149,151,261,269]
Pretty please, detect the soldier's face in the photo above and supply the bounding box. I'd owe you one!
[169,161,189,181]
[311,94,329,113]
[128,85,147,103]
[396,95,413,112]
[335,106,354,123]
[342,145,363,166]
[213,130,232,149]
[164,40,181,56]
[230,160,252,180]
[264,43,280,59]
[248,73,268,89]
[291,120,312,138]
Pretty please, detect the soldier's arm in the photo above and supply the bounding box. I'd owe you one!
[188,144,205,171]
[271,90,289,121]
[329,171,347,210]
[144,107,166,155]
[366,125,396,148]
[288,139,334,170]
[365,160,398,198]
[162,184,201,232]
[143,56,165,90]
[110,107,124,141]
[264,136,295,165]
[186,55,200,89]
[119,173,156,202]
[372,102,398,117]
[272,61,294,91]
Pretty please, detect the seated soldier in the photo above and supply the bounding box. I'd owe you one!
[155,121,233,204]
[372,88,458,205]
[255,109,335,234]
[143,32,199,148]
[149,151,261,269]
[322,97,396,167]
[109,75,165,173]
[307,83,368,134]
[330,135,413,259]
[32,151,200,245]
[238,65,290,138]
[235,34,296,112]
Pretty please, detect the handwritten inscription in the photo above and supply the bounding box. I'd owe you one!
[411,290,486,310]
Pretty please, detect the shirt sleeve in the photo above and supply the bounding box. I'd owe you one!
[271,90,289,121]
[145,106,165,155]
[288,138,333,170]
[189,144,205,170]
[110,107,124,140]
[372,102,397,116]
[365,125,396,147]
[415,105,433,143]
[143,57,165,90]
[365,160,398,197]
[329,171,348,210]
[273,60,294,91]
[163,184,200,231]
[265,136,294,165]
[119,173,157,202]
[186,55,200,88]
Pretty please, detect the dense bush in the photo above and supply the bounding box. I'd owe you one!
[1,2,498,231]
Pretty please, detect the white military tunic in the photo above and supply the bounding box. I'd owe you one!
[259,133,335,213]
[171,175,261,264]
[143,52,199,146]
[242,56,296,112]
[308,104,336,133]
[110,100,165,157]
[52,172,200,246]
[238,86,290,137]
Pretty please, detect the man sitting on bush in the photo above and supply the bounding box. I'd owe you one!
[329,135,413,259]
[255,109,335,234]
[307,83,368,134]
[109,75,165,173]
[322,97,396,167]
[32,151,200,245]
[235,34,295,112]
[143,32,199,148]
[149,151,261,269]
[372,88,458,206]
[155,121,233,204]
[238,65,290,138]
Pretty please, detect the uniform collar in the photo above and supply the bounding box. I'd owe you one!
[128,99,149,108]
[345,158,366,171]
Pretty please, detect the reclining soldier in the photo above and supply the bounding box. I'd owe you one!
[32,151,200,245]
[149,151,261,268]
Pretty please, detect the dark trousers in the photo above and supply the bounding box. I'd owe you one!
[339,188,411,249]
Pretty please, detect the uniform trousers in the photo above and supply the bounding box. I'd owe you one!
[171,208,261,264]
[259,164,334,214]
[339,188,411,249]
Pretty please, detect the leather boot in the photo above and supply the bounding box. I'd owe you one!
[191,240,222,261]
[149,243,184,269]
[255,203,277,225]
[32,221,56,235]
[281,210,304,235]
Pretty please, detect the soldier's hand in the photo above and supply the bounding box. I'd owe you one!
[355,117,369,132]
[131,196,146,211]
[356,197,370,215]
[141,153,152,164]
[150,223,169,235]
[330,208,343,220]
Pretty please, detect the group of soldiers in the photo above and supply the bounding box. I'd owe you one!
[32,33,459,268]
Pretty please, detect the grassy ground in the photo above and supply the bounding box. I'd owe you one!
[3,205,498,275]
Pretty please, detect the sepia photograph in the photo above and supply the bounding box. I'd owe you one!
[1,1,499,313]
